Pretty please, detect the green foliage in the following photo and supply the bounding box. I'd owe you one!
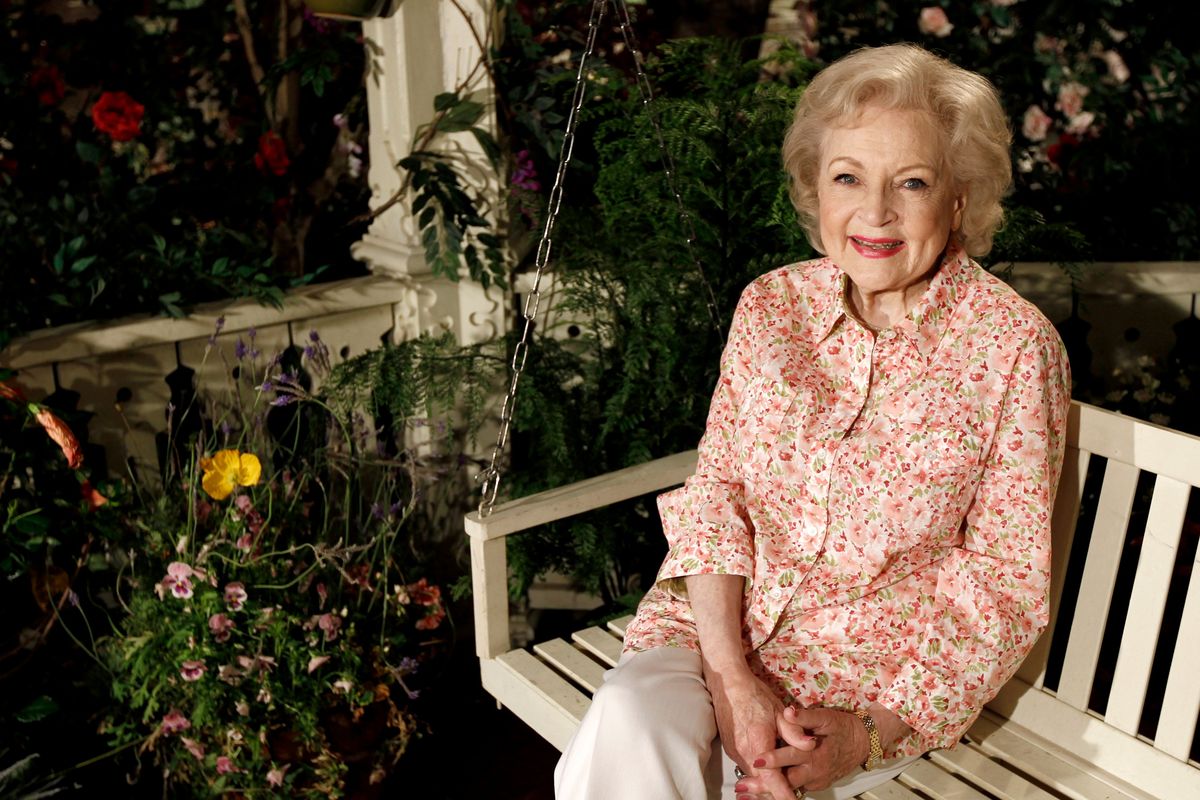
[498,35,819,602]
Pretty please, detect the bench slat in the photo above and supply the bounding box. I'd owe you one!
[482,652,591,751]
[966,713,1141,800]
[572,626,624,667]
[929,746,1059,800]
[990,678,1200,799]
[1073,404,1200,487]
[1156,543,1200,760]
[534,638,609,694]
[1106,475,1191,734]
[606,615,634,636]
[1020,446,1091,688]
[1057,459,1140,710]
[858,781,926,799]
[898,758,990,799]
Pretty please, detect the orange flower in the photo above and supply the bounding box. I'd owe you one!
[199,449,262,500]
[81,480,109,510]
[35,407,83,469]
[0,381,26,403]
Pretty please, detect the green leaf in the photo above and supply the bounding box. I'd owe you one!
[76,142,104,164]
[16,695,58,723]
[48,293,70,307]
[470,127,502,167]
[434,92,459,111]
[70,255,97,274]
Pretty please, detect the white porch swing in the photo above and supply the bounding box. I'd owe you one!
[464,2,1200,797]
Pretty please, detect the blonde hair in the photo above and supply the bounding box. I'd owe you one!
[782,43,1012,257]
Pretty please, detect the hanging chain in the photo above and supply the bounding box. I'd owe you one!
[477,0,727,517]
[610,0,725,340]
[477,0,609,517]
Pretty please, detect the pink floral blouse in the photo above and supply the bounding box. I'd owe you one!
[622,246,1071,758]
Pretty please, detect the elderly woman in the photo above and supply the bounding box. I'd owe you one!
[555,43,1070,800]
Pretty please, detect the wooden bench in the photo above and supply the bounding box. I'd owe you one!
[465,401,1200,799]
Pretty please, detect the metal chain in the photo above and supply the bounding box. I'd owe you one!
[610,0,725,339]
[477,0,609,517]
[477,0,727,517]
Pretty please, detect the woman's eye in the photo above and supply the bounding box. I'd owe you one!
[833,173,857,185]
[901,177,928,190]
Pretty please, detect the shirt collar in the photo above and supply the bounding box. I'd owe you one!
[815,244,972,359]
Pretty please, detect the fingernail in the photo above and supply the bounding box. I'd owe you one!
[753,758,766,768]
[734,785,747,794]
[737,795,753,800]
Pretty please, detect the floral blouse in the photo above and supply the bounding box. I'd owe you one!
[622,246,1071,757]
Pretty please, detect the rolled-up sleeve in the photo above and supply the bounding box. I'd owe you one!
[877,325,1072,753]
[654,281,762,596]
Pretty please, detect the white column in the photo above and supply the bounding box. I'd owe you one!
[354,0,505,346]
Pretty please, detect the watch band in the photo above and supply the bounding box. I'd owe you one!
[854,709,884,771]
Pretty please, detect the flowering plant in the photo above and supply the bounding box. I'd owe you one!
[95,327,492,797]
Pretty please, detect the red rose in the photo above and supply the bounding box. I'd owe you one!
[91,91,144,142]
[1046,133,1080,166]
[254,131,290,176]
[30,65,65,107]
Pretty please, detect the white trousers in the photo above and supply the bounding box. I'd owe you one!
[554,647,920,800]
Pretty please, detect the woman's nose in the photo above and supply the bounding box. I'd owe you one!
[857,187,893,227]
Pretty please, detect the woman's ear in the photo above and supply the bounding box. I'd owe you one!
[952,191,966,232]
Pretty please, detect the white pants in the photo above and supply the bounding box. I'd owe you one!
[555,647,920,800]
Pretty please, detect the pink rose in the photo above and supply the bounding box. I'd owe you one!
[1055,82,1089,118]
[1103,50,1130,84]
[1066,111,1096,136]
[917,7,953,38]
[216,756,239,775]
[180,660,207,682]
[1021,105,1053,141]
[161,709,191,735]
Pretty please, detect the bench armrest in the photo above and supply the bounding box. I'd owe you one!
[466,449,696,659]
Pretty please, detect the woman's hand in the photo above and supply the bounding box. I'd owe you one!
[707,665,811,799]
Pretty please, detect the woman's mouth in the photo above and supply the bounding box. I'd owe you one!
[849,236,905,258]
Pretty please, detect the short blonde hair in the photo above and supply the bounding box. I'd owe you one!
[782,43,1012,257]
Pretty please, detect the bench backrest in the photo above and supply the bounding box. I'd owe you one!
[991,402,1200,798]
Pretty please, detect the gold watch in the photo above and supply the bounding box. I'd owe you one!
[854,709,884,771]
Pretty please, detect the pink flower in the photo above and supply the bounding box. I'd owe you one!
[267,766,289,787]
[917,7,953,38]
[180,737,205,760]
[167,562,194,580]
[161,709,191,735]
[307,654,331,674]
[1055,82,1089,118]
[235,534,253,551]
[317,613,341,642]
[165,575,194,599]
[216,756,239,775]
[1021,105,1052,141]
[1066,111,1096,136]
[180,660,207,681]
[1103,50,1130,84]
[209,613,235,643]
[224,582,247,611]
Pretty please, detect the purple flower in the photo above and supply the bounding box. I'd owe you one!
[270,395,294,407]
[234,338,248,360]
[309,329,321,342]
[303,345,315,360]
[247,326,257,340]
[220,421,232,436]
[258,380,273,393]
[208,316,226,346]
[371,502,385,520]
[161,709,191,735]
[511,149,541,192]
[180,660,207,682]
[303,7,335,33]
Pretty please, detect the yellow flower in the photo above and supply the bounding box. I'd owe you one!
[199,449,262,500]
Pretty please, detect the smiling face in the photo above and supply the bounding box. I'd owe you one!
[817,105,965,309]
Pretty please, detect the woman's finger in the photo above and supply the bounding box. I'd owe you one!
[754,744,814,771]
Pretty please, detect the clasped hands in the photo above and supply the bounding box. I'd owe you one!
[711,670,870,800]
